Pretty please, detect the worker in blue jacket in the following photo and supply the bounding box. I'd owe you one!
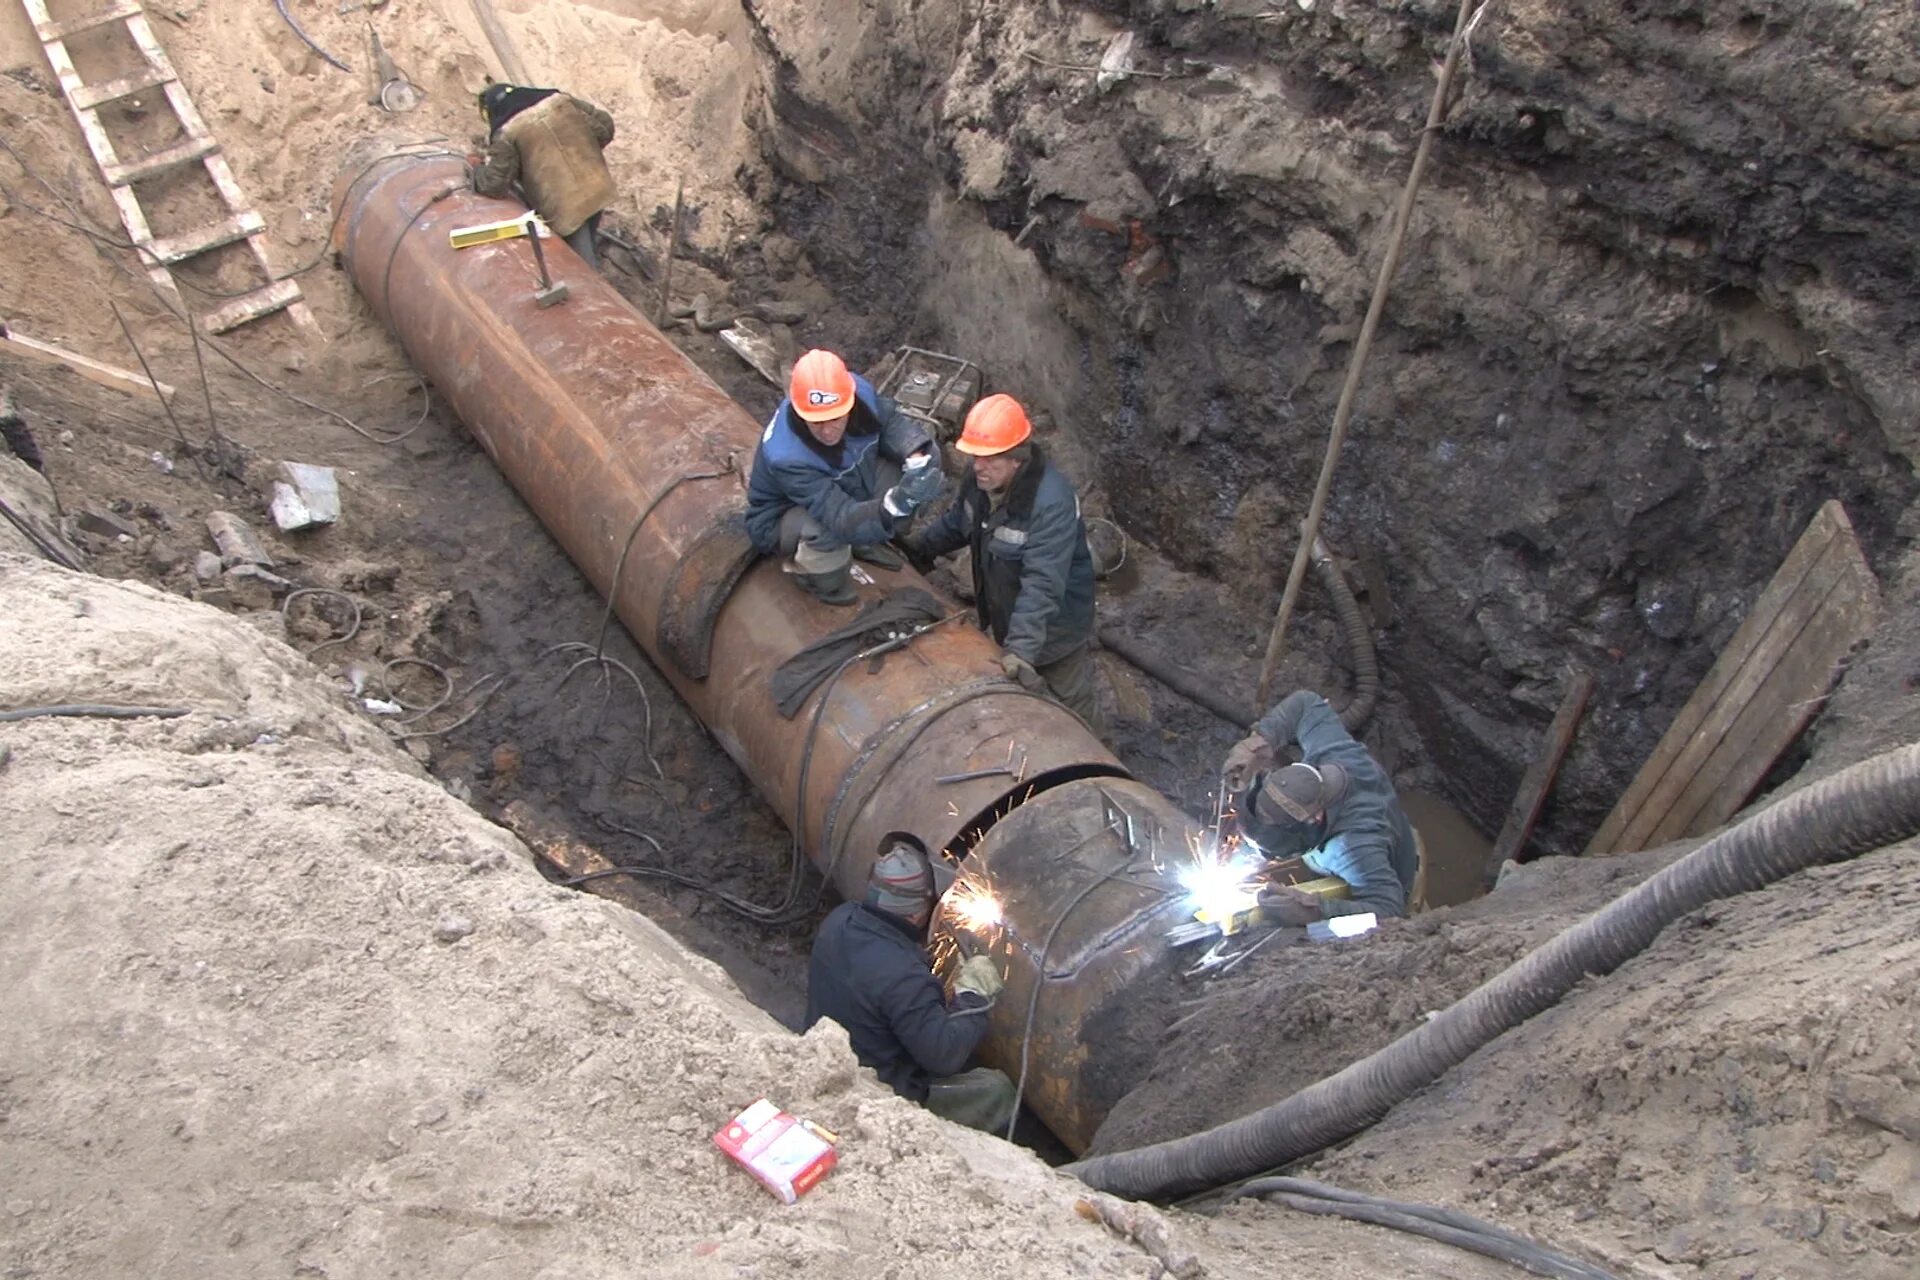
[806,845,1016,1133]
[745,349,942,605]
[1221,689,1420,922]
[901,394,1102,731]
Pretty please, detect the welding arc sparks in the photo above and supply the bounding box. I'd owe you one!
[942,877,1004,932]
[1178,830,1263,923]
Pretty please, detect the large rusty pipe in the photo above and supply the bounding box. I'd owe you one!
[334,155,1198,1150]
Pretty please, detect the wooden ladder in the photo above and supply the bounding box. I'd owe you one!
[20,0,316,335]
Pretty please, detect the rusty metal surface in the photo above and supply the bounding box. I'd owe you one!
[935,778,1198,1152]
[336,157,1195,1152]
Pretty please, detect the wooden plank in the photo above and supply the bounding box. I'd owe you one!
[468,0,534,84]
[1614,527,1854,852]
[0,323,175,401]
[1585,502,1842,854]
[199,279,302,334]
[104,133,218,186]
[1586,500,1878,855]
[1644,559,1874,846]
[70,65,174,111]
[145,210,264,264]
[1482,667,1595,888]
[33,0,143,41]
[200,152,253,216]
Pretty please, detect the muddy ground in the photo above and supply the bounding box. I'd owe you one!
[3,0,1919,1278]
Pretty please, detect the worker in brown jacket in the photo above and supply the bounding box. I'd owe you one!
[472,83,616,270]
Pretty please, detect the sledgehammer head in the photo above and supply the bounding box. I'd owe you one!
[535,281,570,308]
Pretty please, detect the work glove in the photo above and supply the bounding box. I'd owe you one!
[1258,884,1324,928]
[1221,733,1276,794]
[1000,653,1046,692]
[953,953,1005,1001]
[882,452,946,518]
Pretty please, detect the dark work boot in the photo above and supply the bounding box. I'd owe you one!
[794,564,857,606]
[852,543,905,571]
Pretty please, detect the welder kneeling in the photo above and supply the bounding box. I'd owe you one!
[805,845,1017,1134]
[1222,689,1420,924]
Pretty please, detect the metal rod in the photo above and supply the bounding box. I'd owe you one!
[653,178,683,328]
[1253,0,1478,708]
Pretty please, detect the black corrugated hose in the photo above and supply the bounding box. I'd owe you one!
[1069,742,1920,1198]
[1311,547,1378,732]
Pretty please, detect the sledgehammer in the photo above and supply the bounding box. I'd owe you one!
[524,217,569,308]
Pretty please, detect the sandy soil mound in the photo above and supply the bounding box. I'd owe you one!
[0,552,1198,1279]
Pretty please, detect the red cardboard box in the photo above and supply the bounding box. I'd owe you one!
[713,1099,838,1204]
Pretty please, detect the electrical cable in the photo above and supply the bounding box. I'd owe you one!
[0,703,189,722]
[281,587,362,657]
[562,615,961,927]
[379,656,454,723]
[592,460,738,660]
[1003,805,1139,1140]
[1229,1177,1616,1280]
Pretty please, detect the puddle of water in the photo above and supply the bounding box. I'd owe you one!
[1400,790,1492,910]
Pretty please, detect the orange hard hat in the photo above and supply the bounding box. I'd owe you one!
[955,393,1033,456]
[789,349,857,423]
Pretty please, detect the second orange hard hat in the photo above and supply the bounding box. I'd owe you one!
[955,393,1033,456]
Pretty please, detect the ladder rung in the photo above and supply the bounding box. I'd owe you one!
[104,134,217,186]
[35,0,143,41]
[143,211,265,264]
[71,65,174,111]
[200,278,301,334]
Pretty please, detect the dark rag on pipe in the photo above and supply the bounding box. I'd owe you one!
[770,587,945,718]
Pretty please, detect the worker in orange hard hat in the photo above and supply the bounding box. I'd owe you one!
[746,349,944,605]
[902,393,1104,732]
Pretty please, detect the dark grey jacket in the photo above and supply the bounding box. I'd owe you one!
[744,374,931,555]
[905,445,1096,666]
[1237,690,1419,919]
[804,902,991,1101]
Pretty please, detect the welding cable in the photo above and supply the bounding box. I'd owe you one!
[0,136,458,299]
[271,0,352,71]
[0,492,85,571]
[591,460,739,660]
[1068,741,1920,1198]
[281,588,363,658]
[546,642,664,778]
[1003,811,1141,1140]
[565,618,959,926]
[1230,1178,1616,1280]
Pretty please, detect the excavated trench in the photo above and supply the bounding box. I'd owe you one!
[493,0,1919,1162]
[323,0,1918,1157]
[19,0,1913,1169]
